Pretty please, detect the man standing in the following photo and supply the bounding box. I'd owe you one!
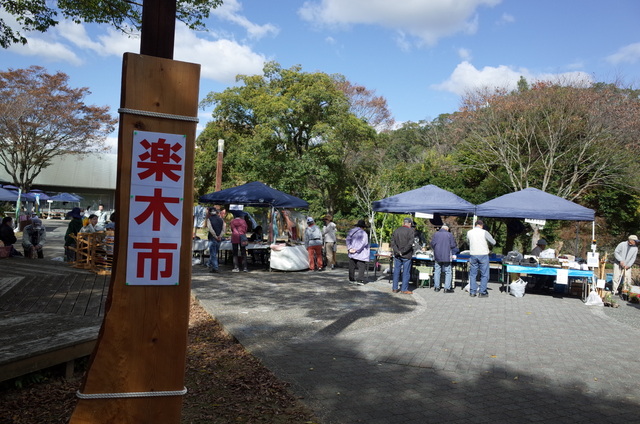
[391,217,415,294]
[22,218,46,258]
[346,219,369,285]
[612,235,638,295]
[304,217,324,271]
[96,204,109,229]
[322,215,337,270]
[206,208,225,273]
[431,224,457,293]
[467,219,496,297]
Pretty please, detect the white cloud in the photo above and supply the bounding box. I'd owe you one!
[57,21,104,52]
[104,136,118,153]
[498,13,515,24]
[211,0,279,40]
[432,61,593,96]
[174,24,266,83]
[298,0,501,46]
[7,36,83,65]
[458,48,472,61]
[606,42,640,65]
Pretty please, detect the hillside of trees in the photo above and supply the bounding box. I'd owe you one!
[195,63,640,257]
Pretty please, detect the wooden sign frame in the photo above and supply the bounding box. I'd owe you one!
[70,53,200,423]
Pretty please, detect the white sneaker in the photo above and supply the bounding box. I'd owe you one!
[232,268,240,272]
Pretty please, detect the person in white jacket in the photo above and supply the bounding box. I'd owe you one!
[612,235,638,294]
[466,220,496,297]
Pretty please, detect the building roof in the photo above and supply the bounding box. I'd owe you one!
[0,153,117,190]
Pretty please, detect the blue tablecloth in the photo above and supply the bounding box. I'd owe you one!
[505,264,593,278]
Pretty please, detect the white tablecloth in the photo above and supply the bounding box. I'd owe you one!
[269,245,308,271]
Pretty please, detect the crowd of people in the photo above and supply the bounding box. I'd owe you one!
[2,202,637,297]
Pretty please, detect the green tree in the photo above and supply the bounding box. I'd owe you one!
[197,62,377,216]
[0,0,222,48]
[453,80,640,201]
[0,66,117,192]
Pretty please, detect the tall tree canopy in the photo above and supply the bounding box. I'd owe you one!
[0,66,117,192]
[452,80,640,201]
[0,0,222,48]
[197,62,378,216]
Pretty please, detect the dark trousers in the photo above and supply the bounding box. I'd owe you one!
[348,258,366,282]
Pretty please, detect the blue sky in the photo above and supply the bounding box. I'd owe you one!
[2,0,640,151]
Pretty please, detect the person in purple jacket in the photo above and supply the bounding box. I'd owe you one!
[430,224,457,293]
[346,219,370,285]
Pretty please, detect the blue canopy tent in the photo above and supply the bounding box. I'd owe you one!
[199,181,308,209]
[475,188,594,221]
[50,192,83,203]
[0,187,19,202]
[475,187,596,254]
[199,181,308,243]
[372,184,476,216]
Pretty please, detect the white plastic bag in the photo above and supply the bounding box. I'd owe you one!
[585,290,604,306]
[509,278,527,298]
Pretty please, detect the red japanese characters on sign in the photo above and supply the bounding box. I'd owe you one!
[126,131,185,285]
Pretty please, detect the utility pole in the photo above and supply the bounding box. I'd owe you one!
[215,139,224,191]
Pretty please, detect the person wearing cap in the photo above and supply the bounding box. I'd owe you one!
[64,207,84,261]
[430,224,457,293]
[530,238,548,257]
[346,219,370,284]
[391,217,416,294]
[466,219,496,298]
[612,235,638,295]
[22,218,46,258]
[206,207,226,273]
[304,217,324,271]
[322,215,337,270]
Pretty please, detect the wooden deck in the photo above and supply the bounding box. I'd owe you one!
[0,258,110,382]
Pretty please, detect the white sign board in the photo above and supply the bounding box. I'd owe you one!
[126,131,185,285]
[415,212,434,219]
[525,218,546,227]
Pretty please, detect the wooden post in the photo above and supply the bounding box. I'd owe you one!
[69,53,200,423]
[215,139,224,192]
[140,0,176,59]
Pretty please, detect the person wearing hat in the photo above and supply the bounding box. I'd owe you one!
[22,218,46,258]
[64,207,84,262]
[304,217,324,271]
[391,217,416,294]
[322,215,337,270]
[612,235,638,295]
[206,207,226,273]
[530,238,548,257]
[430,224,457,293]
[346,219,370,284]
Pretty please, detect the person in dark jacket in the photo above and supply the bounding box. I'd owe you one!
[430,224,457,293]
[206,208,225,273]
[391,217,415,294]
[0,216,22,256]
[1,216,17,246]
[64,207,84,262]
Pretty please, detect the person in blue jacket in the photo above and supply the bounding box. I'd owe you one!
[430,224,457,293]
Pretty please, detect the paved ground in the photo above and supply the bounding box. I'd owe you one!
[6,220,640,423]
[192,263,640,424]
